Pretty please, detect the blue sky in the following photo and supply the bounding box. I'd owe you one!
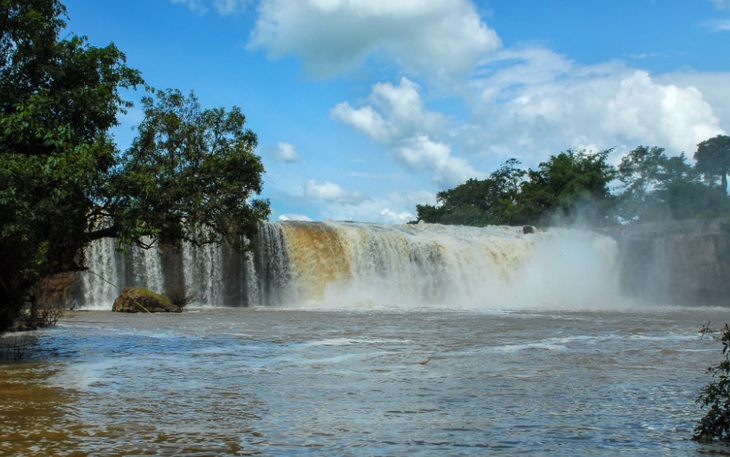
[62,0,730,223]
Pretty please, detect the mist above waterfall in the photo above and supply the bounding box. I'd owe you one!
[80,221,623,311]
[275,222,621,310]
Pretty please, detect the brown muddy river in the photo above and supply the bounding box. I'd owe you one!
[1,307,730,456]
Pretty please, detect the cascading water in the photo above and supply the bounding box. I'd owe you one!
[182,241,223,306]
[79,221,621,310]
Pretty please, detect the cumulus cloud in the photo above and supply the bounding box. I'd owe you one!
[398,136,483,186]
[659,71,730,135]
[332,77,445,144]
[333,77,482,186]
[604,71,721,152]
[248,0,500,78]
[304,179,367,204]
[332,43,727,193]
[469,47,725,161]
[271,142,301,163]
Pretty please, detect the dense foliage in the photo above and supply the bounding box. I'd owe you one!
[0,0,269,330]
[96,89,269,252]
[695,324,730,443]
[414,139,730,227]
[415,158,525,226]
[696,135,730,195]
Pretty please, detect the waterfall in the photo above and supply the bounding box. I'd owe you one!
[182,241,223,306]
[79,221,621,310]
[81,237,124,309]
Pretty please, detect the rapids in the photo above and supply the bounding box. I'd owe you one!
[1,307,725,455]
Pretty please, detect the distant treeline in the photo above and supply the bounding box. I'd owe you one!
[413,135,730,227]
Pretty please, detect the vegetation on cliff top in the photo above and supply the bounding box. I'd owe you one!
[0,0,270,331]
[414,140,730,228]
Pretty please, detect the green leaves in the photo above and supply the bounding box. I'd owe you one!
[416,159,526,226]
[695,135,730,194]
[0,0,144,329]
[416,150,617,227]
[694,324,730,443]
[416,140,730,228]
[108,89,270,251]
[0,2,269,331]
[519,149,616,224]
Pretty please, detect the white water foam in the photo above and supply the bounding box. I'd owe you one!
[79,222,623,311]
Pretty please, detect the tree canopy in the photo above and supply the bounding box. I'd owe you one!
[96,89,269,252]
[0,0,269,330]
[416,150,618,227]
[415,158,525,226]
[695,135,730,195]
[519,149,616,225]
[414,143,730,228]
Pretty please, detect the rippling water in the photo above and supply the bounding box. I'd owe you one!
[2,307,730,456]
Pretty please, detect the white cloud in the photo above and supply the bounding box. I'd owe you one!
[171,0,208,14]
[380,208,414,223]
[604,71,721,153]
[658,71,730,139]
[709,0,730,10]
[333,44,728,193]
[469,47,725,162]
[312,190,435,223]
[398,136,483,186]
[304,179,367,204]
[212,0,250,14]
[331,103,390,143]
[272,142,301,163]
[332,77,445,144]
[333,77,481,187]
[170,0,250,15]
[278,214,313,221]
[248,0,500,78]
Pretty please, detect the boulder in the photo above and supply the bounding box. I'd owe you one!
[112,287,180,313]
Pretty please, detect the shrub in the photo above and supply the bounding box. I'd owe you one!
[694,323,730,443]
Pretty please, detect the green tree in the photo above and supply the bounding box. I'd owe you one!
[695,135,730,195]
[519,149,616,225]
[0,0,142,329]
[0,1,269,331]
[415,158,526,226]
[616,145,730,222]
[615,146,694,222]
[100,89,270,252]
[694,324,730,443]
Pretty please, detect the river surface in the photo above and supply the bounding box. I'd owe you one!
[2,306,730,456]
